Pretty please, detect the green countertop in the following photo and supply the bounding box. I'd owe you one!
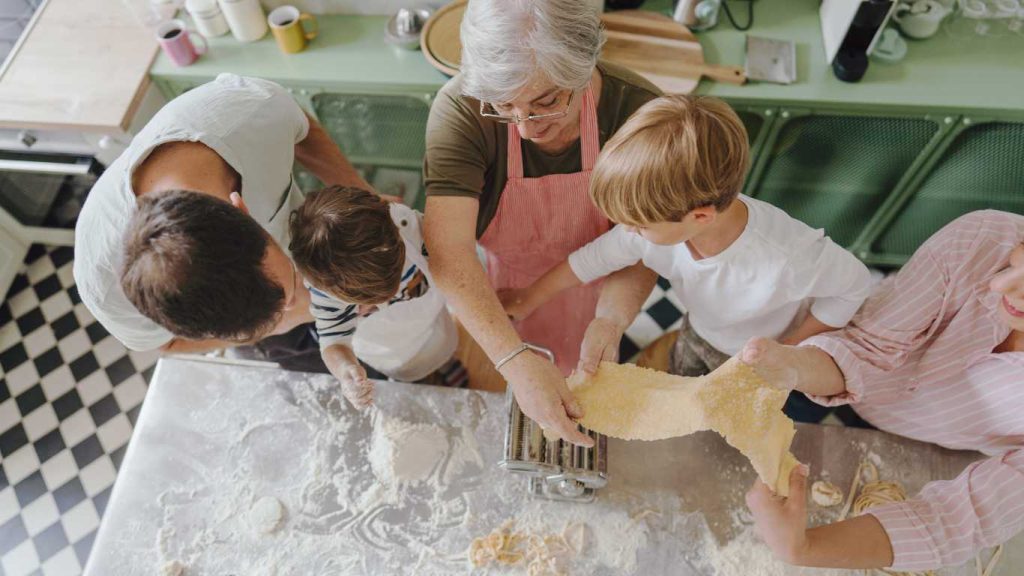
[150,0,1023,115]
[149,13,449,94]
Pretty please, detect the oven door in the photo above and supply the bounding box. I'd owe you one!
[0,150,105,245]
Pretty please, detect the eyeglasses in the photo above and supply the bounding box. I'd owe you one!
[479,90,574,124]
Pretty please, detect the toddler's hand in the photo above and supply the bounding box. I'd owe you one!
[338,363,373,409]
[497,288,535,321]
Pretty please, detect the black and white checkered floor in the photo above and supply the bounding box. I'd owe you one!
[0,245,157,576]
[0,246,851,576]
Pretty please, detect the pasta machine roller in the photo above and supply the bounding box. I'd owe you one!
[498,344,608,502]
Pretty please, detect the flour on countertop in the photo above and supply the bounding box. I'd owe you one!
[699,525,851,576]
[368,412,448,485]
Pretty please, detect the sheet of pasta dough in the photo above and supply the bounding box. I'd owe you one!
[567,357,800,496]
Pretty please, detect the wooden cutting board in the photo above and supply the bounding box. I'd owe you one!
[600,10,746,93]
[421,5,745,93]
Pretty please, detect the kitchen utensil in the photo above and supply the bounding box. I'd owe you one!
[218,0,267,42]
[155,19,207,67]
[186,0,229,38]
[600,10,745,93]
[871,27,908,62]
[673,0,722,30]
[385,6,434,51]
[893,0,949,39]
[268,5,318,54]
[421,0,465,76]
[820,0,896,82]
[744,35,797,84]
[498,345,608,503]
[421,4,744,92]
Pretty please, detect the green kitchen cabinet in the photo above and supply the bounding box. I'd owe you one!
[149,0,1024,267]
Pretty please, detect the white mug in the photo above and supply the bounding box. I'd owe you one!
[893,0,949,39]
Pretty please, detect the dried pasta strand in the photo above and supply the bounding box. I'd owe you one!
[978,545,1002,576]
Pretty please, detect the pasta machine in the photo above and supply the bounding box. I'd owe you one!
[498,345,608,502]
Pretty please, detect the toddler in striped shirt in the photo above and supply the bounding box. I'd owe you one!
[289,186,460,408]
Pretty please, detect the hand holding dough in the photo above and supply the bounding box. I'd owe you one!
[567,357,800,496]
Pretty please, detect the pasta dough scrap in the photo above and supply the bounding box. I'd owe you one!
[567,357,800,496]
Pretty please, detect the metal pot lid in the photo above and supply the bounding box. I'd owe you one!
[386,6,435,44]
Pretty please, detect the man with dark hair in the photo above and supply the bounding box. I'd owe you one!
[121,190,288,343]
[74,74,377,366]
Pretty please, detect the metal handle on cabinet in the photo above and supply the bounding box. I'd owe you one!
[0,158,93,175]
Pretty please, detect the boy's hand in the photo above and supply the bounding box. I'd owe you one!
[746,464,811,564]
[497,288,536,321]
[338,363,373,409]
[578,317,624,375]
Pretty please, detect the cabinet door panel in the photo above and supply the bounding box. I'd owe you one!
[312,93,429,169]
[873,122,1024,259]
[751,114,938,247]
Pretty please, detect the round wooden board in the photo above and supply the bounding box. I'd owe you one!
[421,0,467,76]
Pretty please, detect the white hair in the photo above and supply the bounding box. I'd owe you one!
[459,0,604,104]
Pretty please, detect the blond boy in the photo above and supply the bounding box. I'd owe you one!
[500,95,872,376]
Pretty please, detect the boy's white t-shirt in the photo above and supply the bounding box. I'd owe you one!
[73,74,310,352]
[568,195,873,355]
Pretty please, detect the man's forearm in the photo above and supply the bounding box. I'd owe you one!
[294,115,371,190]
[595,262,658,330]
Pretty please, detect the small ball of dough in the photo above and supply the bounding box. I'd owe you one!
[160,560,185,576]
[811,481,843,507]
[249,496,286,534]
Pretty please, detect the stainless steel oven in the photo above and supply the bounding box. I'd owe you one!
[0,127,125,294]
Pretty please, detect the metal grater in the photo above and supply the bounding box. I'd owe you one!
[498,345,608,502]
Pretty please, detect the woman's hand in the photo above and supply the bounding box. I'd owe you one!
[501,350,595,447]
[746,463,811,564]
[497,288,537,321]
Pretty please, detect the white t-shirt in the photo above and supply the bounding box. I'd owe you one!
[568,196,873,355]
[73,74,310,351]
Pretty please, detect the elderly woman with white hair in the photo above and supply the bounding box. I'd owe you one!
[423,0,661,445]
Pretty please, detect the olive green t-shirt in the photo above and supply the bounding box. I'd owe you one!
[424,60,661,238]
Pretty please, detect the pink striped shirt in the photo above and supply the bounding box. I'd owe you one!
[803,210,1024,572]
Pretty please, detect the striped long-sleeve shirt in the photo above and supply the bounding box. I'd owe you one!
[803,210,1024,572]
[307,203,431,350]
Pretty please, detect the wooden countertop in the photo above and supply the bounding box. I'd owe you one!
[0,0,159,132]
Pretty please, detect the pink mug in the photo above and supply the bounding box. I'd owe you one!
[156,19,208,66]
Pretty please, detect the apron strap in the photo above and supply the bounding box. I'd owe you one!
[579,87,600,172]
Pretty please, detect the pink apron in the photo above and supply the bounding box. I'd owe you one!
[479,87,610,374]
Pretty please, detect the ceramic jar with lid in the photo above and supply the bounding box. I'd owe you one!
[218,0,267,42]
[186,0,229,37]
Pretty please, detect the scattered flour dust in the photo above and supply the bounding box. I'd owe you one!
[700,526,850,576]
[368,412,448,485]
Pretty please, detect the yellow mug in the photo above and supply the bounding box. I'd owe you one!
[268,6,317,54]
